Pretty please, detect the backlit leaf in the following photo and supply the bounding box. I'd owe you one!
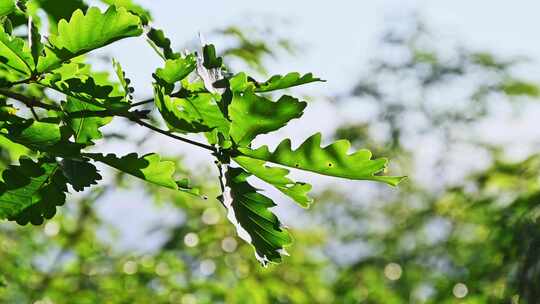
[100,0,151,25]
[28,20,43,69]
[253,72,324,92]
[63,96,112,145]
[112,58,134,101]
[155,54,196,84]
[1,119,81,156]
[239,133,404,186]
[154,84,229,134]
[0,26,33,75]
[229,90,306,146]
[234,155,313,207]
[0,0,15,18]
[37,6,143,73]
[41,63,126,108]
[222,166,291,266]
[85,153,178,189]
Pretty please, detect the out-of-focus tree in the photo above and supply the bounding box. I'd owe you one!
[316,20,540,303]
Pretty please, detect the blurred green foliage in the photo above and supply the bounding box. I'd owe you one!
[1,2,540,304]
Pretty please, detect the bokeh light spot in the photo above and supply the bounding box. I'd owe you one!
[122,261,138,275]
[384,262,402,281]
[221,237,237,253]
[184,232,199,247]
[453,283,468,298]
[200,259,216,276]
[201,208,220,225]
[44,222,60,237]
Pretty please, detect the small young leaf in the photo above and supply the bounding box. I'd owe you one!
[221,166,292,266]
[202,44,222,69]
[112,58,134,101]
[28,18,43,70]
[146,27,179,60]
[60,158,102,191]
[234,155,313,207]
[229,90,306,146]
[253,72,324,92]
[0,157,67,225]
[85,153,178,189]
[37,6,143,73]
[154,54,196,84]
[239,133,405,186]
[196,44,224,94]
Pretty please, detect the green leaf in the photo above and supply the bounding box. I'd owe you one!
[41,63,126,108]
[146,27,179,60]
[234,155,313,207]
[0,157,67,225]
[37,6,143,73]
[238,133,405,186]
[100,0,151,25]
[60,158,101,191]
[28,19,43,70]
[229,90,306,146]
[154,84,229,134]
[85,153,178,189]
[112,58,134,101]
[0,0,15,18]
[202,44,222,69]
[63,96,111,145]
[1,119,82,155]
[229,72,324,93]
[222,166,291,266]
[253,72,324,92]
[0,26,33,75]
[176,178,202,197]
[154,54,196,84]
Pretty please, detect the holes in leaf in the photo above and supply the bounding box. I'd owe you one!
[294,163,299,168]
[327,163,333,167]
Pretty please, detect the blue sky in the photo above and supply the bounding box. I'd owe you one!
[100,0,540,95]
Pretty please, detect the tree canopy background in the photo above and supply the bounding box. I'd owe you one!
[1,1,540,303]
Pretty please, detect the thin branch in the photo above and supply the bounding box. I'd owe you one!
[128,117,216,152]
[129,87,211,109]
[130,97,154,107]
[0,88,61,111]
[29,107,40,121]
[9,77,34,86]
[0,88,216,152]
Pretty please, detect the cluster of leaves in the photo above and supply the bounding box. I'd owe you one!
[0,1,402,264]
